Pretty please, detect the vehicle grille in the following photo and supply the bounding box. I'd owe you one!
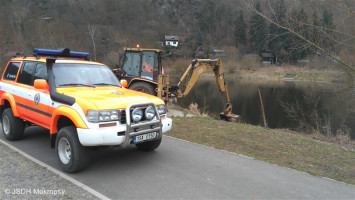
[120,110,126,124]
[119,105,155,124]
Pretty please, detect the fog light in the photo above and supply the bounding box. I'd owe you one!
[145,106,155,120]
[132,108,143,122]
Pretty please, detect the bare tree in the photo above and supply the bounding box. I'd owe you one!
[88,24,97,61]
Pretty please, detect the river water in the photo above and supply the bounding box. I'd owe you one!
[176,78,354,139]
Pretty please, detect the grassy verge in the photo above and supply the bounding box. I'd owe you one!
[166,117,355,185]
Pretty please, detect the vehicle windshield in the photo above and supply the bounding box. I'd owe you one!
[52,63,121,87]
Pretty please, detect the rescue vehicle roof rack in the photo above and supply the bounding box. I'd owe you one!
[33,48,90,60]
[10,52,26,58]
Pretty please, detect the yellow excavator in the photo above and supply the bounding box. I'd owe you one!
[114,47,239,122]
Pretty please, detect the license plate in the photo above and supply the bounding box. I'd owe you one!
[133,132,157,143]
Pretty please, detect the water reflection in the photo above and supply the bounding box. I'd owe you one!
[177,79,354,138]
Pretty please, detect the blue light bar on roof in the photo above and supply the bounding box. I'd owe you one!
[69,51,90,58]
[33,48,90,59]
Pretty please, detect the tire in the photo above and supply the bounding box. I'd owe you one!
[135,138,162,151]
[1,108,25,141]
[129,82,156,95]
[55,126,90,173]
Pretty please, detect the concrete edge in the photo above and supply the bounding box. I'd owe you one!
[0,139,111,200]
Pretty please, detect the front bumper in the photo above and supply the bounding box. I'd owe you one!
[77,117,172,146]
[161,117,172,133]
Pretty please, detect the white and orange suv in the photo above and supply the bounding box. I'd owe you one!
[0,48,172,173]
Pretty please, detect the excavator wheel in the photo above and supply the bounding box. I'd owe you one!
[129,82,156,95]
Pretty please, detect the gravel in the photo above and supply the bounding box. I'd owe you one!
[0,142,100,200]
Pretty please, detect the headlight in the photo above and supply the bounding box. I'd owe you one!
[86,110,120,123]
[156,104,166,115]
[132,108,143,122]
[145,106,155,120]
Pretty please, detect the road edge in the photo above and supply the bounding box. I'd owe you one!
[0,138,111,200]
[164,135,355,187]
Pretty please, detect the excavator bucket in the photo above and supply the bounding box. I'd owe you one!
[219,113,241,123]
[219,103,240,122]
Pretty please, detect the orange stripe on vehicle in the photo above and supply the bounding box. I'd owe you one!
[13,94,52,128]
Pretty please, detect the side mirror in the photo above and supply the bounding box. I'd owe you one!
[120,79,128,88]
[113,68,121,76]
[34,79,49,90]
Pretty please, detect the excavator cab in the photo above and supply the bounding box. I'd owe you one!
[115,48,162,94]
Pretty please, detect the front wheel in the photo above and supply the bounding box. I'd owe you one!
[1,108,24,141]
[55,126,90,173]
[135,138,162,151]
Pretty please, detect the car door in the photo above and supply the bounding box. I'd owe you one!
[16,62,51,128]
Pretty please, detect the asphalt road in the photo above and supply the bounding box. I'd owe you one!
[1,126,355,199]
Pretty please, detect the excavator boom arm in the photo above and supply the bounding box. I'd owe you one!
[157,58,238,121]
[176,59,233,117]
[179,59,224,93]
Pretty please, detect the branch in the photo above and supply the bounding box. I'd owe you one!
[243,0,355,73]
[287,17,355,40]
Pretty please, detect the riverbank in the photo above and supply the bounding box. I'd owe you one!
[165,115,355,185]
[225,66,347,82]
[166,54,348,83]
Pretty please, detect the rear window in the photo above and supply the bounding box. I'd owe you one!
[3,62,21,81]
[17,62,48,86]
[17,62,37,85]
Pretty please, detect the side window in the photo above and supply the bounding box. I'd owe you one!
[122,52,140,76]
[3,62,20,81]
[17,62,37,86]
[34,63,47,80]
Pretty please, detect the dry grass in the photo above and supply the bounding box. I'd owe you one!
[223,65,345,82]
[188,103,201,116]
[306,131,355,152]
[166,117,355,185]
[187,102,209,117]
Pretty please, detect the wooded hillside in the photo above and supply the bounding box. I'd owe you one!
[0,0,353,70]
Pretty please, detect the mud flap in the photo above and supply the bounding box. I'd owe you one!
[50,133,57,148]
